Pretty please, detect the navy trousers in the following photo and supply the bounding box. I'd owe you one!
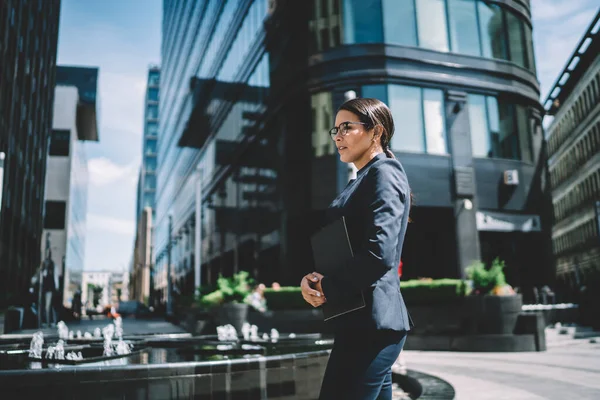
[319,321,407,400]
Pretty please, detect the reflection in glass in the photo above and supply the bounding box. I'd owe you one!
[362,85,388,102]
[478,2,507,60]
[423,89,447,154]
[506,11,526,68]
[148,88,159,102]
[388,85,425,153]
[312,92,335,157]
[523,23,536,73]
[468,94,491,157]
[146,123,158,137]
[515,105,532,163]
[497,101,519,160]
[448,0,480,56]
[416,0,449,52]
[382,0,417,47]
[342,0,383,44]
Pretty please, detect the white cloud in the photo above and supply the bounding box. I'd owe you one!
[88,157,139,186]
[87,214,135,236]
[98,71,147,137]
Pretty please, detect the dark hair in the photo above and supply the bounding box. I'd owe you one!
[338,97,395,159]
[337,97,414,221]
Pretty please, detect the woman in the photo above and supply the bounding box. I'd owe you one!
[300,97,413,400]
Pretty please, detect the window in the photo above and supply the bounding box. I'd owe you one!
[49,129,70,156]
[148,88,159,102]
[147,105,158,120]
[362,84,388,101]
[496,101,520,160]
[448,0,480,56]
[143,193,154,207]
[423,89,447,154]
[311,92,335,157]
[145,139,157,155]
[478,2,507,60]
[515,105,532,163]
[416,0,449,52]
[146,157,157,172]
[506,11,527,69]
[468,94,492,157]
[148,72,159,86]
[382,0,417,47]
[44,201,66,229]
[342,0,383,44]
[146,123,158,137]
[145,175,156,189]
[388,85,425,152]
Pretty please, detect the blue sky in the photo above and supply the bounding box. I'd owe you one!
[56,0,599,273]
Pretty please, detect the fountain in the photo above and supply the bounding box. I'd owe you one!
[0,318,335,400]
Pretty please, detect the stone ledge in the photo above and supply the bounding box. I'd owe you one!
[404,333,540,352]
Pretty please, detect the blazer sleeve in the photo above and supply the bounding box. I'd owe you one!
[320,161,408,302]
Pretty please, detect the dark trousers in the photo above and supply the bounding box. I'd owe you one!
[319,323,407,400]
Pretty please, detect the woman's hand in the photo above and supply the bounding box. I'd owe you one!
[301,272,327,307]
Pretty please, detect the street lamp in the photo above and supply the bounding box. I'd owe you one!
[166,214,173,318]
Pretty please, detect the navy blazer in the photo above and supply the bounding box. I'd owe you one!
[320,153,413,332]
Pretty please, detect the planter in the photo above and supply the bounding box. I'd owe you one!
[481,294,522,334]
[214,303,249,333]
[464,294,523,334]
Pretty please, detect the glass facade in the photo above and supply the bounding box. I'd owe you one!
[156,0,270,304]
[320,0,536,71]
[315,83,533,162]
[65,137,89,306]
[137,67,160,224]
[0,0,60,307]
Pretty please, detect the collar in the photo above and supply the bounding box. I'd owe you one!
[357,152,386,177]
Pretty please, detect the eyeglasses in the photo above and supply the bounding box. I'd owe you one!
[328,121,370,141]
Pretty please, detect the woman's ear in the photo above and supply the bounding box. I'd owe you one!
[373,125,384,142]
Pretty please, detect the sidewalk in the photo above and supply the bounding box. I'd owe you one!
[403,335,600,400]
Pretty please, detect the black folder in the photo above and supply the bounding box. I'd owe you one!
[310,216,365,321]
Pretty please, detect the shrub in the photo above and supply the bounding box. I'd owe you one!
[263,287,312,310]
[197,271,254,309]
[400,279,466,306]
[465,258,508,295]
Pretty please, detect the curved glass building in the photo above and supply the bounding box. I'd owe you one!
[156,0,551,306]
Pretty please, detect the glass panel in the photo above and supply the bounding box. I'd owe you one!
[515,105,532,163]
[311,92,335,157]
[416,0,449,52]
[388,85,425,153]
[148,72,159,86]
[506,10,526,68]
[146,123,158,136]
[468,94,491,157]
[478,1,507,60]
[523,22,536,73]
[342,0,383,43]
[147,105,158,120]
[382,0,417,47]
[448,0,481,56]
[362,84,388,103]
[148,88,159,102]
[423,89,447,154]
[146,139,157,154]
[496,100,519,160]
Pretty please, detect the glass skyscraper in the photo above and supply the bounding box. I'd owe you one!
[137,66,160,219]
[156,0,551,305]
[0,0,61,308]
